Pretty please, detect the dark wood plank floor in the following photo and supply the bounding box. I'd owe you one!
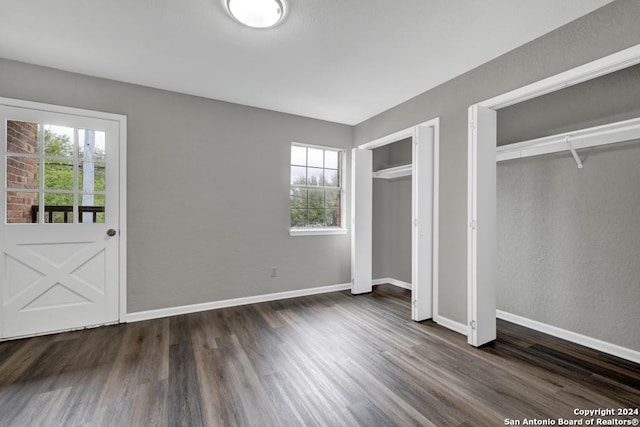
[0,285,638,426]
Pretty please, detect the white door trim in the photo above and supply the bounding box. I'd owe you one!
[467,105,497,346]
[0,96,128,325]
[466,44,640,347]
[351,148,373,295]
[411,122,436,320]
[355,117,440,323]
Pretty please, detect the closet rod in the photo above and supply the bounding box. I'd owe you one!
[496,116,640,164]
[565,136,583,169]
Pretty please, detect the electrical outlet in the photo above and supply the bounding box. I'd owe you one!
[271,267,277,277]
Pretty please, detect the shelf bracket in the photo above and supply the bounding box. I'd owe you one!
[565,136,583,169]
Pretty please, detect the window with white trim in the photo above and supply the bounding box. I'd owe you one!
[290,144,344,232]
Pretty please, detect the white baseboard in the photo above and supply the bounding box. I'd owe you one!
[433,314,469,336]
[497,310,640,364]
[126,283,352,323]
[372,278,412,290]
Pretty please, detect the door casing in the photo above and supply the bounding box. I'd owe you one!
[352,118,439,322]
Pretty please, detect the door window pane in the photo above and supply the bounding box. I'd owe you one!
[80,194,105,223]
[43,193,74,223]
[5,119,112,225]
[79,162,106,192]
[6,191,39,224]
[45,160,74,190]
[79,129,106,160]
[7,121,39,154]
[7,156,39,189]
[44,125,74,158]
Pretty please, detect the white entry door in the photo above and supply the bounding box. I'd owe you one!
[0,103,121,339]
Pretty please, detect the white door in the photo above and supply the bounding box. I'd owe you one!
[0,104,120,338]
[411,126,434,321]
[351,148,372,294]
[467,105,497,346]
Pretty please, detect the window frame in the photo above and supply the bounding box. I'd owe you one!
[289,142,347,236]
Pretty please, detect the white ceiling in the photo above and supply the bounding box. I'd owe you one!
[0,0,613,125]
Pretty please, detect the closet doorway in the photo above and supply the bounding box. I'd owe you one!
[467,44,640,348]
[351,118,439,322]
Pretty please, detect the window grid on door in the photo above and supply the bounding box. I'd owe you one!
[5,120,107,224]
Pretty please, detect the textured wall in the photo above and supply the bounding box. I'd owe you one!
[0,58,353,313]
[372,138,412,171]
[354,0,640,325]
[372,179,391,280]
[371,179,393,279]
[372,177,412,284]
[388,177,412,284]
[498,63,640,145]
[497,141,640,351]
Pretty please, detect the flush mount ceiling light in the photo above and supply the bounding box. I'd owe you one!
[227,0,284,29]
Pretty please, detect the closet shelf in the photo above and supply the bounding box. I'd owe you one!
[496,116,640,166]
[373,164,412,179]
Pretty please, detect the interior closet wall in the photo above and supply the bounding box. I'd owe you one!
[496,64,640,352]
[372,138,412,284]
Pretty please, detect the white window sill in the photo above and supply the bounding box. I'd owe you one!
[289,228,348,237]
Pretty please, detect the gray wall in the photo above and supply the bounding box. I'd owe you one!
[372,177,412,284]
[498,63,640,145]
[497,141,640,351]
[354,0,640,325]
[496,60,640,352]
[372,179,391,279]
[0,58,353,313]
[372,137,412,171]
[388,177,412,284]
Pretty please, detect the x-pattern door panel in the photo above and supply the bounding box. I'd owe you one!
[3,229,117,336]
